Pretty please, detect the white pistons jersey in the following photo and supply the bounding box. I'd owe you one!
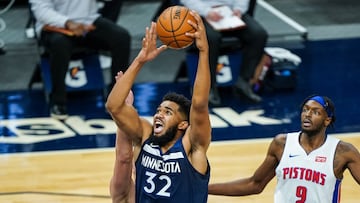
[274,132,341,203]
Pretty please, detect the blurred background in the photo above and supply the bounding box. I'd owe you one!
[1,0,359,91]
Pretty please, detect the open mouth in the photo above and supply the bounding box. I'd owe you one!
[302,119,312,127]
[154,120,164,134]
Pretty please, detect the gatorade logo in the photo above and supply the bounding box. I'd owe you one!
[65,59,87,87]
[216,55,233,84]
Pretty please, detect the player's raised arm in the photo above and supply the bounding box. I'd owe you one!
[105,23,167,144]
[183,11,212,174]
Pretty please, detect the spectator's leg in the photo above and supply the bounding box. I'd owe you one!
[99,0,124,23]
[86,17,131,86]
[229,14,268,103]
[42,32,73,107]
[237,14,268,82]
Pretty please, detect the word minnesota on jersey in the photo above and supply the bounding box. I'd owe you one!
[140,144,182,173]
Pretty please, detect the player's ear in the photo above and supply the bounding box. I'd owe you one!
[178,120,189,130]
[324,116,332,127]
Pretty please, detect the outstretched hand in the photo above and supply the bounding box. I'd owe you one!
[135,22,168,64]
[115,71,134,105]
[185,11,208,52]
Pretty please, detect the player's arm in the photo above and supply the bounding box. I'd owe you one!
[106,23,167,144]
[183,11,211,174]
[338,141,360,185]
[110,129,135,203]
[109,83,135,203]
[208,134,285,196]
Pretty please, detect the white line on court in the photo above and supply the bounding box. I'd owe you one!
[2,132,359,157]
[257,0,308,35]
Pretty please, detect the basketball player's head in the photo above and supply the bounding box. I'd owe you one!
[150,92,191,146]
[300,95,336,135]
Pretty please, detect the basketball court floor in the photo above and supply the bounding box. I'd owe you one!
[1,0,360,202]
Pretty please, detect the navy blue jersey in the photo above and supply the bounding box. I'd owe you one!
[135,137,210,203]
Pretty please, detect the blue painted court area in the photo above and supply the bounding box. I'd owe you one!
[1,37,360,153]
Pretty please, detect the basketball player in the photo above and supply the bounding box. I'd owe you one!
[208,95,360,202]
[106,11,212,203]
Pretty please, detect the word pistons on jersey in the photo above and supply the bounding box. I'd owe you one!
[282,167,326,185]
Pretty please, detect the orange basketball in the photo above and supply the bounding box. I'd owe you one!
[156,6,196,49]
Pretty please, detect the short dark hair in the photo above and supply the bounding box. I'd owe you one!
[300,94,336,128]
[162,92,191,121]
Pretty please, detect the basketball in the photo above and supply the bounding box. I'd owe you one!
[156,6,196,49]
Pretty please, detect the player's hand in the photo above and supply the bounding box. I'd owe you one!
[186,11,208,52]
[115,71,134,105]
[136,22,167,64]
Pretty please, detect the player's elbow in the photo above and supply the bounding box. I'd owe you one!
[105,99,116,112]
[192,94,208,107]
[105,100,122,116]
[116,150,133,164]
[250,181,267,194]
[191,98,209,113]
[252,186,265,195]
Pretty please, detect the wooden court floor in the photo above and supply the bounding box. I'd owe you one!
[1,132,359,203]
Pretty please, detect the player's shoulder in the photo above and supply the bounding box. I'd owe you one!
[336,140,360,156]
[273,133,287,143]
[269,133,287,150]
[267,133,288,159]
[274,131,301,143]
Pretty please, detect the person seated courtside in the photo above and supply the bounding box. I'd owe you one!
[30,0,131,119]
[181,0,268,105]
